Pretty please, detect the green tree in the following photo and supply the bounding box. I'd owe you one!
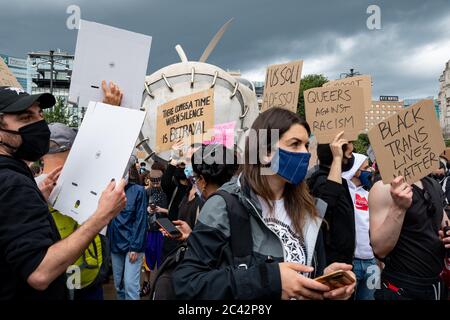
[297,74,328,117]
[446,140,450,147]
[44,96,78,127]
[353,133,370,155]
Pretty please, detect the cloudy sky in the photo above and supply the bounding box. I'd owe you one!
[1,0,449,99]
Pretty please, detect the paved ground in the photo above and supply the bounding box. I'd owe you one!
[102,268,156,300]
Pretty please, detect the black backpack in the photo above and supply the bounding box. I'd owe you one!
[150,190,252,300]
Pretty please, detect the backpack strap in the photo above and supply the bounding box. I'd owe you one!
[422,176,445,217]
[213,190,253,269]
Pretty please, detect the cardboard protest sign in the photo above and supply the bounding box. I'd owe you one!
[368,99,445,185]
[49,102,146,232]
[441,148,450,161]
[0,58,22,88]
[261,60,303,112]
[203,121,236,148]
[304,86,365,144]
[69,20,152,109]
[156,89,215,152]
[323,75,372,111]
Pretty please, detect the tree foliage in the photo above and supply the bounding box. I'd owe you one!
[297,74,328,117]
[43,97,78,127]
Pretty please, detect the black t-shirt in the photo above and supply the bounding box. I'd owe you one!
[0,156,67,300]
[308,167,356,265]
[384,177,446,278]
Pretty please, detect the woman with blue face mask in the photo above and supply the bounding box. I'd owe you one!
[173,107,356,300]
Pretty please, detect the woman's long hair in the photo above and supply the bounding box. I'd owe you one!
[243,107,317,235]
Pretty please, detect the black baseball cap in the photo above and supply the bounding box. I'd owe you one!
[0,86,56,113]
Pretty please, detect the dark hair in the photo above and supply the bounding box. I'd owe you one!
[191,144,238,187]
[243,107,316,235]
[151,161,166,173]
[128,164,142,185]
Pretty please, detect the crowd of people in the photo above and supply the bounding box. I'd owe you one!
[0,82,450,301]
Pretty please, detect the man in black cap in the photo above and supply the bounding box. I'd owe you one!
[0,86,126,299]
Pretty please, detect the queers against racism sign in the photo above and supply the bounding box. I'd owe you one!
[368,99,445,185]
[261,60,303,113]
[304,86,365,144]
[156,89,215,152]
[323,75,372,111]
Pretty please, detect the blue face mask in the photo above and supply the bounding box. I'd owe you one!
[359,170,372,189]
[270,148,311,186]
[184,165,194,179]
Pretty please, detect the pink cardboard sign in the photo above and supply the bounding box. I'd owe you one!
[203,121,236,148]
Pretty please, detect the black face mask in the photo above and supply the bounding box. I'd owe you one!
[0,120,50,161]
[341,154,355,172]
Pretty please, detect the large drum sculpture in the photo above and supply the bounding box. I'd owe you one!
[136,21,260,162]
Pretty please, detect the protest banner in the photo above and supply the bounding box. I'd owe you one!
[49,102,146,232]
[0,58,22,88]
[304,86,365,144]
[261,60,303,112]
[323,75,372,111]
[69,19,152,109]
[203,121,236,148]
[367,99,445,184]
[441,148,450,161]
[156,88,215,152]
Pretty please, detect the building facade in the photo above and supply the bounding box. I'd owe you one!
[28,50,74,102]
[0,53,31,93]
[364,101,404,132]
[28,50,80,124]
[438,60,450,138]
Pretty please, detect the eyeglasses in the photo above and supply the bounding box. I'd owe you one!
[150,177,161,183]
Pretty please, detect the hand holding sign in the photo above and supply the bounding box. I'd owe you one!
[102,80,123,106]
[368,99,445,184]
[389,176,413,210]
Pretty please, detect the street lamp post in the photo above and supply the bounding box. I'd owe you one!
[49,50,54,95]
[340,68,361,79]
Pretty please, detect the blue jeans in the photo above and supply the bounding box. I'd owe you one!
[111,252,144,300]
[353,258,378,300]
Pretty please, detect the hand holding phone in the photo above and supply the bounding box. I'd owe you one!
[156,217,182,238]
[313,270,355,290]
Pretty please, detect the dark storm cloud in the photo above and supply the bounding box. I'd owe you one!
[0,0,449,98]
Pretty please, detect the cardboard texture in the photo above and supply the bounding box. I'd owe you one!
[323,75,372,111]
[368,99,445,184]
[0,58,22,88]
[156,89,215,152]
[304,86,365,144]
[261,60,303,113]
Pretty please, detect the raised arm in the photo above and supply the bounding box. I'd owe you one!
[27,179,126,290]
[369,176,412,259]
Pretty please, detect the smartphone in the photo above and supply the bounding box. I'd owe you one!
[313,270,355,289]
[156,217,182,238]
[149,202,157,211]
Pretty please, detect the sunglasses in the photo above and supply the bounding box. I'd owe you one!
[150,177,161,183]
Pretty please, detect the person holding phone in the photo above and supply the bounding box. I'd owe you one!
[173,108,356,300]
[140,163,168,297]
